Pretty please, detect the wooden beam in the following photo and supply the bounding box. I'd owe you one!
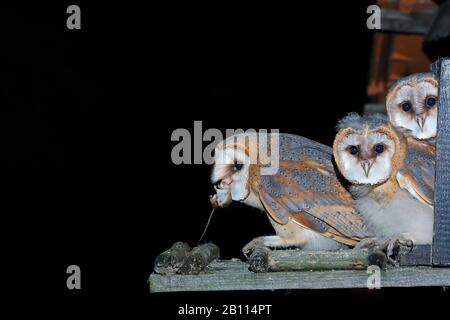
[252,247,431,271]
[268,249,369,271]
[380,9,434,35]
[399,245,431,266]
[433,58,450,266]
[149,260,450,292]
[248,248,375,273]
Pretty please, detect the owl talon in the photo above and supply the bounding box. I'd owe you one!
[355,238,393,268]
[354,238,381,251]
[355,235,415,267]
[386,234,414,263]
[367,250,388,269]
[359,235,414,266]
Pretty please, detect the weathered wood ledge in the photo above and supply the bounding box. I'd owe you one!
[149,259,450,292]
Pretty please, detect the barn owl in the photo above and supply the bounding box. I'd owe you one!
[385,73,437,207]
[211,132,372,256]
[333,113,433,246]
[386,73,439,142]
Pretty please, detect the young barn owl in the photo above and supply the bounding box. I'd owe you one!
[333,113,433,246]
[211,132,372,256]
[386,73,439,142]
[385,74,437,207]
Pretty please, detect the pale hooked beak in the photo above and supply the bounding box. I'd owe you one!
[416,115,426,131]
[361,160,373,178]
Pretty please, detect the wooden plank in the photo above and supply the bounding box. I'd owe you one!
[268,249,369,271]
[248,248,373,273]
[149,260,450,293]
[399,245,431,266]
[433,58,450,266]
[380,9,434,34]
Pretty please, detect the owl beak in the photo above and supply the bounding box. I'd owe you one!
[361,160,373,178]
[416,115,426,131]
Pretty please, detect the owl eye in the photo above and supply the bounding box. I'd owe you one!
[374,144,384,154]
[234,161,243,171]
[401,101,412,112]
[425,96,436,107]
[349,146,359,155]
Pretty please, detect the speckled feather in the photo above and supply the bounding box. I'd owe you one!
[333,113,434,244]
[387,73,437,97]
[386,73,438,141]
[336,112,389,132]
[335,113,434,205]
[257,134,372,245]
[397,137,435,206]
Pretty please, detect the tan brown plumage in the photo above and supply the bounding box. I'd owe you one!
[396,137,435,207]
[253,159,369,246]
[211,132,371,254]
[333,124,408,193]
[385,74,437,207]
[386,73,438,142]
[333,113,433,245]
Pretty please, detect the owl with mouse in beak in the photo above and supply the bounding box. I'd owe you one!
[333,113,433,248]
[211,132,372,257]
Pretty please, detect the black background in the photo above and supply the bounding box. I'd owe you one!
[2,1,448,317]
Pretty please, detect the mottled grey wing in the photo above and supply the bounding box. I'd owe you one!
[397,145,435,207]
[259,135,371,245]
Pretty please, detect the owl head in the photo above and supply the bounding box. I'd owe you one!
[211,133,260,208]
[386,73,438,141]
[333,113,406,186]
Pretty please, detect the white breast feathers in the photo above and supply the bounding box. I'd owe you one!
[354,189,433,244]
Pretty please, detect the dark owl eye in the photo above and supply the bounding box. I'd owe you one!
[374,144,385,154]
[234,161,243,171]
[401,101,412,112]
[425,96,436,107]
[349,146,359,155]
